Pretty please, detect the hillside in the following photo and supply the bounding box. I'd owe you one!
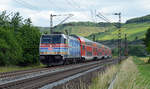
[126,14,150,24]
[38,22,113,37]
[38,15,150,41]
[89,22,150,41]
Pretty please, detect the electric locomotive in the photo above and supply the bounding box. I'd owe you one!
[39,34,81,66]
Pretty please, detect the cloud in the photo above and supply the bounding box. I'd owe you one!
[136,0,150,11]
[0,0,12,11]
[0,0,150,26]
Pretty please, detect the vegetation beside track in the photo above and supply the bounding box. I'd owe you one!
[88,57,150,89]
[89,65,118,89]
[0,64,45,73]
[133,57,150,84]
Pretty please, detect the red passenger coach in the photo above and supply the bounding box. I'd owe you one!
[70,35,112,61]
[78,36,94,60]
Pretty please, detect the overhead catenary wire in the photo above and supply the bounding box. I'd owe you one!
[47,0,63,11]
[64,0,95,22]
[14,0,40,10]
[96,12,121,28]
[97,12,112,23]
[14,0,113,26]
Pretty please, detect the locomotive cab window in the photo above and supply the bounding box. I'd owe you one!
[64,39,67,44]
[41,35,62,44]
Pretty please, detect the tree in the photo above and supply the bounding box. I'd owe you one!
[0,27,22,65]
[144,28,150,63]
[0,11,10,29]
[18,19,41,66]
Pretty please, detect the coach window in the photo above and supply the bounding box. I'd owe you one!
[96,48,98,52]
[82,45,85,50]
[98,50,102,56]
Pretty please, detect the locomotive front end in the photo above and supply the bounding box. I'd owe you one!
[39,34,68,66]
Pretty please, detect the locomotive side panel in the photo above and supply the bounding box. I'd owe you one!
[67,37,81,58]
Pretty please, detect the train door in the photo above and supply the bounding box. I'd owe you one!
[81,44,85,56]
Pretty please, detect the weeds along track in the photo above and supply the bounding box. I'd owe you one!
[0,68,49,79]
[0,59,116,89]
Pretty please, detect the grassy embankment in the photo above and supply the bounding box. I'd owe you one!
[0,64,45,73]
[89,57,150,89]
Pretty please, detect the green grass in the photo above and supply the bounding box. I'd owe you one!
[133,57,150,83]
[0,64,45,73]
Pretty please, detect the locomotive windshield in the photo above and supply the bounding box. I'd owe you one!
[41,35,62,44]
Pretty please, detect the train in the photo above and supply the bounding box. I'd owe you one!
[39,34,112,66]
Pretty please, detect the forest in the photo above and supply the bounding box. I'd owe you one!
[0,11,41,66]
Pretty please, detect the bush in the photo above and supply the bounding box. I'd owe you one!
[128,45,147,57]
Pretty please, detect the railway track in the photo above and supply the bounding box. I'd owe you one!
[0,58,117,89]
[0,61,100,81]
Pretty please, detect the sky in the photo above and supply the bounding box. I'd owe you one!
[0,0,150,27]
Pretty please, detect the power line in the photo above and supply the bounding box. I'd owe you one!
[50,14,73,34]
[97,12,112,23]
[47,0,62,11]
[124,34,128,56]
[64,0,94,22]
[14,0,40,10]
[114,13,122,60]
[96,12,123,60]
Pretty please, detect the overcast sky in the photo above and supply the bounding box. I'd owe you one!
[0,0,150,27]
